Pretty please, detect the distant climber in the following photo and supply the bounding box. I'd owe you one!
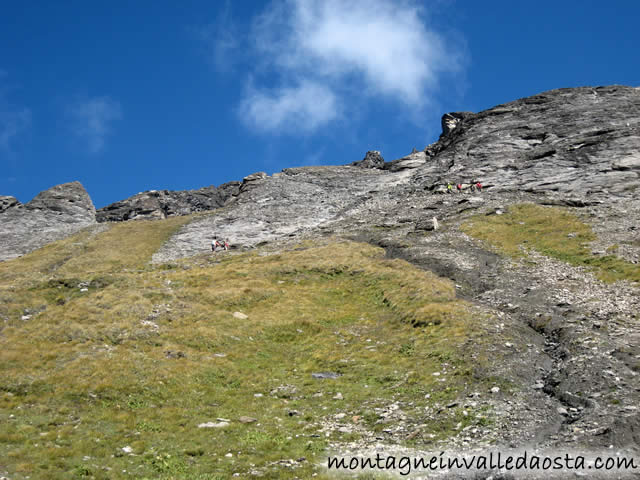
[447,183,453,194]
[432,217,439,231]
[212,236,227,252]
[476,182,483,192]
[456,183,462,193]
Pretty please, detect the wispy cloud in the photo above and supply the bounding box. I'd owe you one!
[196,0,242,73]
[0,71,31,154]
[236,0,465,134]
[239,80,339,133]
[0,107,31,153]
[68,96,122,153]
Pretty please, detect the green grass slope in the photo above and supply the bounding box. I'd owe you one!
[462,203,640,284]
[1,218,504,479]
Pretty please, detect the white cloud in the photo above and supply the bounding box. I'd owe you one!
[69,96,122,153]
[239,80,338,133]
[238,0,464,133]
[0,72,31,154]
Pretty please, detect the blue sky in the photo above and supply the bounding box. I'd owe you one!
[1,0,638,208]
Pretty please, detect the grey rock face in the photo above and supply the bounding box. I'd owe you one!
[96,182,240,222]
[0,182,96,261]
[239,172,268,194]
[351,150,385,169]
[413,85,640,197]
[152,165,398,262]
[0,196,21,213]
[383,150,428,172]
[26,181,96,219]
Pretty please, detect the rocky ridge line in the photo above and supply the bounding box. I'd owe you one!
[95,181,241,222]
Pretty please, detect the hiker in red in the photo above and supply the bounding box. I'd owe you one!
[476,182,482,192]
[456,183,462,193]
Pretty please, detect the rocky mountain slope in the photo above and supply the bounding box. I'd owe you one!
[1,85,640,478]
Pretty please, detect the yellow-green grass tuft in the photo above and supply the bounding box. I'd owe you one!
[461,203,640,283]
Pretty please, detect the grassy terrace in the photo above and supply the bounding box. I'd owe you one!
[1,217,501,479]
[462,203,640,284]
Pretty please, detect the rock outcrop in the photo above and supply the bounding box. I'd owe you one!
[26,181,96,219]
[440,111,473,136]
[414,85,640,196]
[96,182,240,222]
[351,150,385,169]
[238,172,268,194]
[0,181,96,261]
[0,196,20,213]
